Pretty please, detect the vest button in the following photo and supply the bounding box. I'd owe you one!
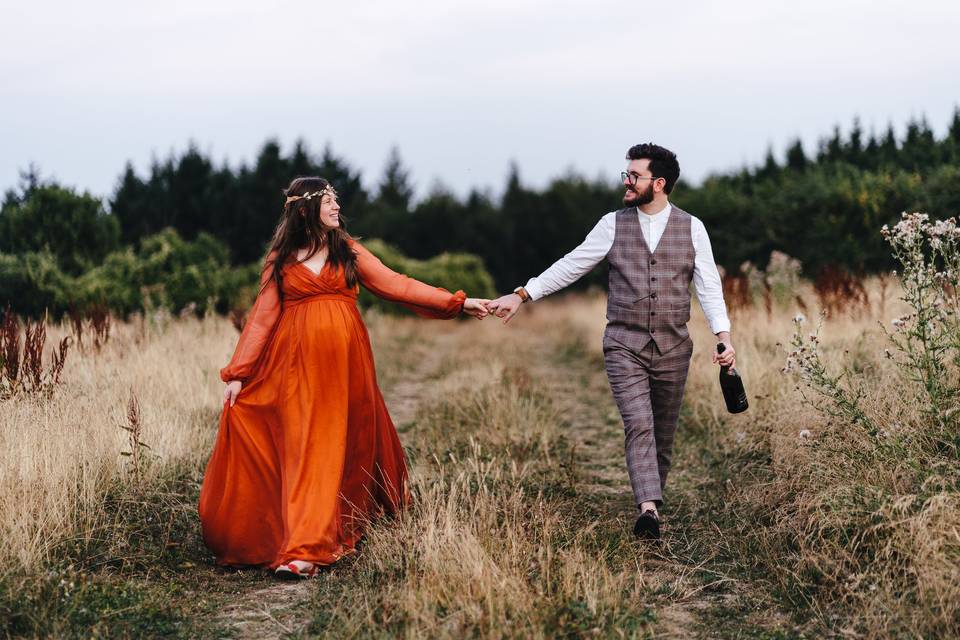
[651,276,657,281]
[650,259,657,265]
[650,292,657,299]
[650,311,656,316]
[651,329,656,333]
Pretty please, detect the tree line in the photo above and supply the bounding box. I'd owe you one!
[2,110,959,318]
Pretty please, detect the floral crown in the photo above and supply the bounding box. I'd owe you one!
[284,186,337,206]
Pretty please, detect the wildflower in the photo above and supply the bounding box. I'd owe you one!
[734,431,746,444]
[799,429,812,439]
[793,314,806,324]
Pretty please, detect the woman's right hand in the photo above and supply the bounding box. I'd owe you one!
[224,380,242,407]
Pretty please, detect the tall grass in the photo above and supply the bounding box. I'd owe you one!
[0,312,231,636]
[0,315,226,567]
[1,217,957,637]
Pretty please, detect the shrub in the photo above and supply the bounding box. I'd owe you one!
[76,228,239,317]
[0,184,120,275]
[0,250,74,319]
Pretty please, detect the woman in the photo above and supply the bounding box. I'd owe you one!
[198,176,489,578]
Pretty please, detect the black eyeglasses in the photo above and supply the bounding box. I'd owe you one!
[621,171,660,186]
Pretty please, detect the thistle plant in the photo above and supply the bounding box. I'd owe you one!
[783,314,878,438]
[881,213,960,438]
[783,213,960,452]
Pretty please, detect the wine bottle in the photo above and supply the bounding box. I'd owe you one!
[717,343,748,414]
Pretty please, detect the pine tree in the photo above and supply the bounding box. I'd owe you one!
[941,106,960,163]
[785,139,808,171]
[878,124,898,168]
[756,146,780,179]
[376,147,414,213]
[845,118,865,167]
[863,129,880,171]
[901,117,938,171]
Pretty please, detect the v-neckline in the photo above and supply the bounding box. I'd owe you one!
[295,258,328,278]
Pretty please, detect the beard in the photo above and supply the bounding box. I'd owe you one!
[623,181,655,206]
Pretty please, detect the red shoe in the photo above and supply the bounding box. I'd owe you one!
[274,560,318,579]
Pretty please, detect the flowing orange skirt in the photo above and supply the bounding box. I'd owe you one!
[198,292,409,568]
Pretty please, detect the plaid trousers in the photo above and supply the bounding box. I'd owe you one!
[602,330,693,509]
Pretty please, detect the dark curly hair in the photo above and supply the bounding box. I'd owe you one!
[626,143,680,194]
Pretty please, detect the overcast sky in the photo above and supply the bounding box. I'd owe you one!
[2,0,958,202]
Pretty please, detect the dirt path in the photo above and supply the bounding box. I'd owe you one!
[516,323,793,638]
[527,339,725,637]
[207,317,791,639]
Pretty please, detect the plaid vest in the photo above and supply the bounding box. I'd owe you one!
[605,206,696,353]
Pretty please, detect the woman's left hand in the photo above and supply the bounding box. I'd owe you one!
[462,298,491,320]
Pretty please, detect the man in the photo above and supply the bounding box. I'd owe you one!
[486,143,735,540]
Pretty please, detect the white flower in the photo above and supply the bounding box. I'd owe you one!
[793,314,806,324]
[799,429,812,439]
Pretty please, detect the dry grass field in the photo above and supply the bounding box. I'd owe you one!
[1,262,958,637]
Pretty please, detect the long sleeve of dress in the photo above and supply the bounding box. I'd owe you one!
[220,253,283,383]
[352,240,466,319]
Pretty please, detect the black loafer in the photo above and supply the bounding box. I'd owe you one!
[633,509,660,540]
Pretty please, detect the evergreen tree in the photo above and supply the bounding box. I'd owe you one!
[863,130,881,171]
[376,147,414,213]
[756,146,781,179]
[940,106,960,164]
[878,124,899,167]
[844,117,865,167]
[785,139,808,171]
[901,117,938,170]
[818,125,844,164]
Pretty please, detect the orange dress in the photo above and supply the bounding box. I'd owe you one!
[198,239,465,568]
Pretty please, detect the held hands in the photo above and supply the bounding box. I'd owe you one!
[462,298,492,320]
[223,380,242,407]
[486,293,523,324]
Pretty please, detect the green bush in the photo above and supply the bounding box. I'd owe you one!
[0,184,120,276]
[358,239,496,314]
[0,229,255,319]
[0,250,74,318]
[76,228,243,317]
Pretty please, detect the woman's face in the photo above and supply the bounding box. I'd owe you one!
[318,189,341,228]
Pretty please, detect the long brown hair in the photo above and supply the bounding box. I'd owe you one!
[267,176,359,301]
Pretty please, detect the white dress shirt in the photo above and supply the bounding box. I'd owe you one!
[524,202,731,335]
